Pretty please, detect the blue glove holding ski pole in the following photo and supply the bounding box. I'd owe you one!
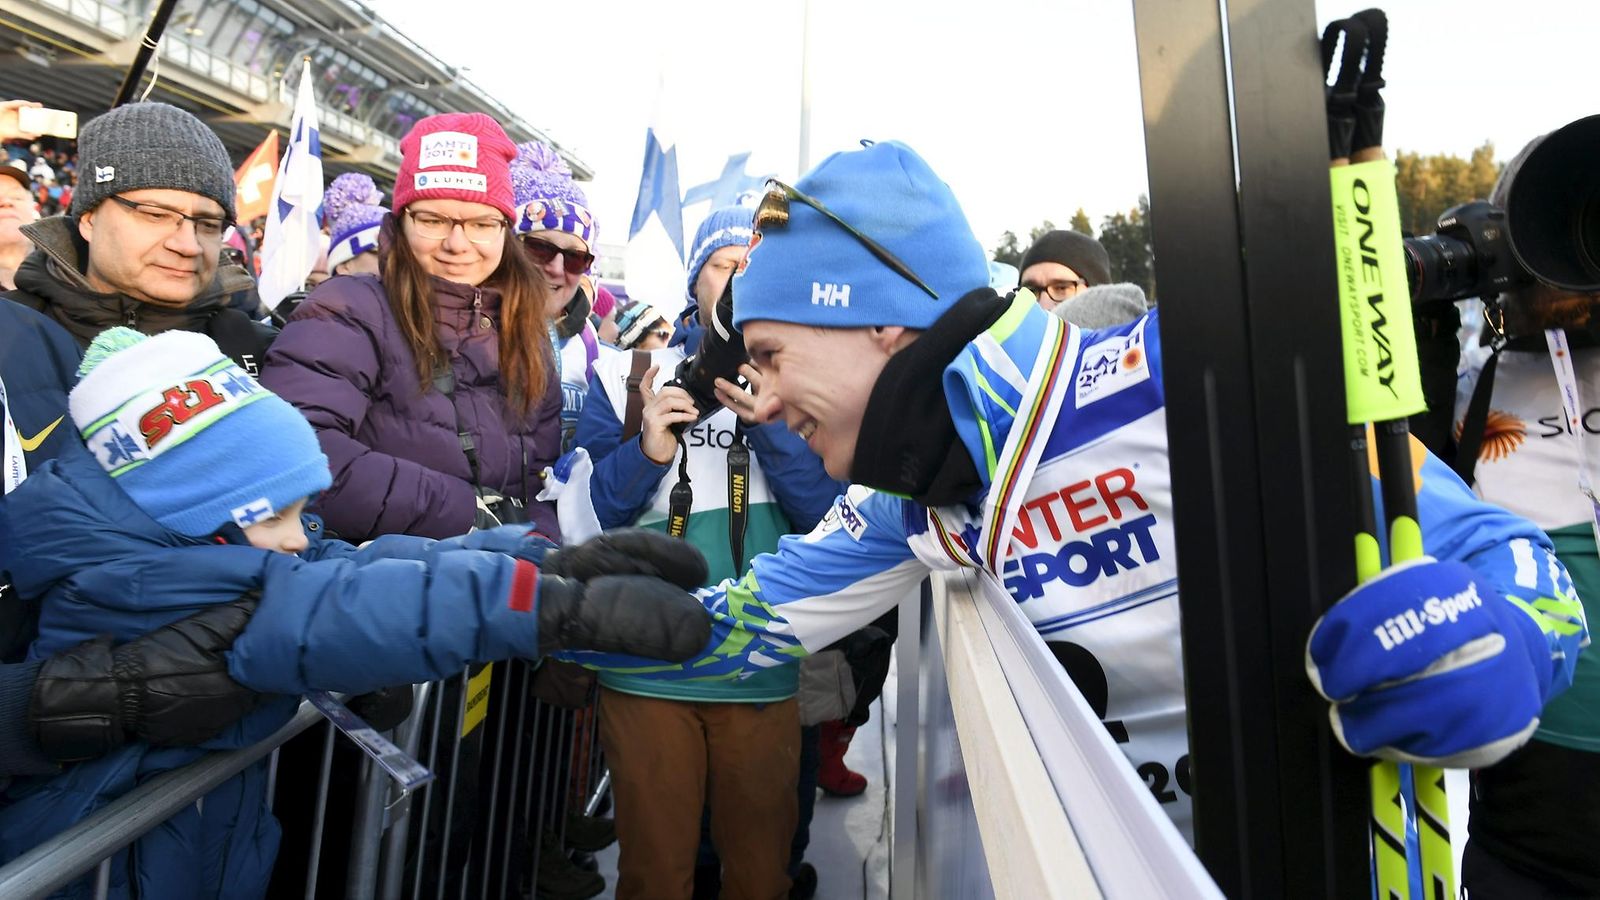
[1305,556,1582,768]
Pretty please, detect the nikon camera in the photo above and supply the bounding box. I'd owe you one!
[668,275,748,432]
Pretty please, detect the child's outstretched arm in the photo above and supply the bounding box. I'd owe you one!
[227,531,713,695]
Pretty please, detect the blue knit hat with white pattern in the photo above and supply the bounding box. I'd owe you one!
[69,328,331,537]
[687,204,756,302]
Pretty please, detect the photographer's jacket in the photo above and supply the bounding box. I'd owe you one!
[573,315,841,702]
[572,290,1586,839]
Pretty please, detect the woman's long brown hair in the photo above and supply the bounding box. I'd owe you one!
[380,213,552,415]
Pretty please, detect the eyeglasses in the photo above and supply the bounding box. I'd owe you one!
[755,179,938,300]
[405,208,508,245]
[1022,278,1087,303]
[649,328,672,341]
[520,235,595,273]
[106,195,230,241]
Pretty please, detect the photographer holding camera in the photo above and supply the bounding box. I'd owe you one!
[572,203,843,899]
[1410,117,1600,898]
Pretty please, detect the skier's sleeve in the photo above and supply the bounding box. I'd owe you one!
[1407,440,1590,701]
[745,421,848,531]
[561,486,929,680]
[571,373,669,529]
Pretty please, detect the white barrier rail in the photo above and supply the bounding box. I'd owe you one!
[918,571,1223,898]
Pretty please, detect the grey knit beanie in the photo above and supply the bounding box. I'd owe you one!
[71,102,236,219]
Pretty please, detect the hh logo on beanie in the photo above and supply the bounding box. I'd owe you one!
[70,328,331,537]
[732,141,989,332]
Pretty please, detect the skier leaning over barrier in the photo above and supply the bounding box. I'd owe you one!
[567,140,1589,839]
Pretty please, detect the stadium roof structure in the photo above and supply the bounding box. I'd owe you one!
[0,0,591,186]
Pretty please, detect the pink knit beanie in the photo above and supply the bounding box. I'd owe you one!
[393,113,518,220]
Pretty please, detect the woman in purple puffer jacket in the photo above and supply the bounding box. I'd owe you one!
[261,112,561,543]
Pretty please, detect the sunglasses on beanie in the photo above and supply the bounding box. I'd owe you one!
[755,179,938,300]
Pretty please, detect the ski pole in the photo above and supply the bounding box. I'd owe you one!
[1324,8,1455,898]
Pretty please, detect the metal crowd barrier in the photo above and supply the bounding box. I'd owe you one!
[0,660,607,900]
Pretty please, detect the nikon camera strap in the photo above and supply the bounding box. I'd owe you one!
[619,351,749,557]
[727,424,749,569]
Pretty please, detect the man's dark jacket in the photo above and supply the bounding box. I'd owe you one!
[5,216,275,373]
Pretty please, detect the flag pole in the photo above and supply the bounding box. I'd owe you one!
[112,0,179,109]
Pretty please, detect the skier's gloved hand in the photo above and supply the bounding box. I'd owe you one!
[30,596,263,763]
[1305,557,1553,768]
[535,574,710,662]
[543,529,709,590]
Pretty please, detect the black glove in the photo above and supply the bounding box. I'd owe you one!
[346,685,416,733]
[30,596,263,763]
[536,574,711,662]
[543,529,708,590]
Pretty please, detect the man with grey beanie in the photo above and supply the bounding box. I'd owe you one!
[2,102,272,374]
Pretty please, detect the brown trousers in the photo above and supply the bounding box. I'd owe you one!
[599,688,799,900]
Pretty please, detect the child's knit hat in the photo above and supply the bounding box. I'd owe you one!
[69,328,331,536]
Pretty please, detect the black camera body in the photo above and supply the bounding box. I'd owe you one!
[668,276,747,432]
[1404,114,1600,305]
[1404,201,1531,304]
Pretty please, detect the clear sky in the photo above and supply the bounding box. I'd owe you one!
[375,0,1595,257]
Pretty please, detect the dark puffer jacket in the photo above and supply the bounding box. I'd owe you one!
[260,270,560,542]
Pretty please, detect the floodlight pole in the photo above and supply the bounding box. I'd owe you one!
[1131,0,1371,895]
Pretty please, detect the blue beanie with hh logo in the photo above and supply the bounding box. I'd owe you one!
[731,141,989,331]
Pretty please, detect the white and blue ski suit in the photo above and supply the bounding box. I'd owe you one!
[573,289,1588,839]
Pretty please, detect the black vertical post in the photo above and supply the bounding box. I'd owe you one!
[111,0,180,109]
[1131,0,1368,896]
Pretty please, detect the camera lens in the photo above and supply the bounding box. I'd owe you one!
[1404,233,1478,303]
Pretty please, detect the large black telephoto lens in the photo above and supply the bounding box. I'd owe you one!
[1506,114,1600,292]
[1404,115,1600,305]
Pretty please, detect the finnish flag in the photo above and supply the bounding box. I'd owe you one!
[231,497,276,527]
[257,58,325,311]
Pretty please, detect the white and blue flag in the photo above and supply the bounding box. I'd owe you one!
[623,84,688,309]
[257,59,325,311]
[682,152,771,213]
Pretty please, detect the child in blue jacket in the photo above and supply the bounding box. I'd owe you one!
[0,328,711,900]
